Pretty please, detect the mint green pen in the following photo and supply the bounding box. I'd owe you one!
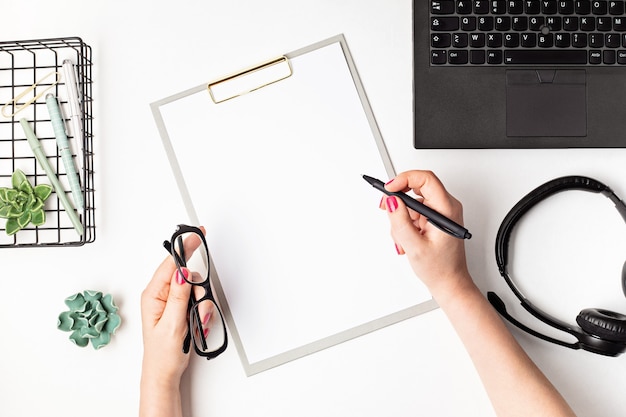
[19,118,84,236]
[46,93,84,211]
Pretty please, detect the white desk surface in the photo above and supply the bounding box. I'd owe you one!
[2,1,626,416]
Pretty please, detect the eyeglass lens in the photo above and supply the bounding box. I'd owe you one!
[190,298,226,354]
[172,230,226,355]
[172,232,209,284]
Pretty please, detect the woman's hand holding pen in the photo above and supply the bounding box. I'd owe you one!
[379,170,471,300]
[380,170,578,417]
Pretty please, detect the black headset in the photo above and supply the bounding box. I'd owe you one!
[489,175,626,356]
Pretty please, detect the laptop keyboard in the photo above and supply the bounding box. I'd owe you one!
[430,0,626,65]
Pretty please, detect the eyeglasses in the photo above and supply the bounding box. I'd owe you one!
[163,224,228,359]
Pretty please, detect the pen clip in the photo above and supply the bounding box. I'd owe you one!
[207,56,292,104]
[1,70,61,118]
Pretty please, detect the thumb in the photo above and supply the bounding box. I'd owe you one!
[161,267,192,325]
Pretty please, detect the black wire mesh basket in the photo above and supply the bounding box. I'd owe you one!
[0,37,95,247]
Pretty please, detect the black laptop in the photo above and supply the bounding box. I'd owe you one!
[414,0,626,148]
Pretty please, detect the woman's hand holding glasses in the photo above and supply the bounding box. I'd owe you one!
[140,225,227,417]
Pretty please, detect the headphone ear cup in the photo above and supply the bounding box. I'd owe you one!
[576,308,626,343]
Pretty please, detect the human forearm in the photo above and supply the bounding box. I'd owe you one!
[139,366,183,417]
[433,275,576,417]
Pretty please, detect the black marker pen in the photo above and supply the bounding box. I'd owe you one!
[363,175,471,240]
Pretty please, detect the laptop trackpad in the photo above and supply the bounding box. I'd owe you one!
[506,69,586,137]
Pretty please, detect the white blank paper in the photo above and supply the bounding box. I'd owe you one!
[152,35,436,375]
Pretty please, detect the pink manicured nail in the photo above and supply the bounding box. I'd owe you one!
[203,327,210,337]
[202,312,212,325]
[386,196,398,213]
[395,243,402,255]
[176,268,189,285]
[378,196,385,209]
[385,179,394,186]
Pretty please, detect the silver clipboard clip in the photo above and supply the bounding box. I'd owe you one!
[1,70,61,118]
[207,56,293,104]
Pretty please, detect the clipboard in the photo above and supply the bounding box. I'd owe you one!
[151,35,437,376]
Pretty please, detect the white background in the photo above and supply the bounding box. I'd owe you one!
[1,1,626,416]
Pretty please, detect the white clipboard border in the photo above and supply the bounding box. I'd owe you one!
[151,34,438,376]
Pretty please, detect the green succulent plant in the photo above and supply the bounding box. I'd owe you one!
[0,169,52,235]
[57,290,122,350]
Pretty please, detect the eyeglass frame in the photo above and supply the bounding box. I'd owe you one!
[163,224,228,359]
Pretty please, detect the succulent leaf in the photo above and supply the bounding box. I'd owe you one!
[58,291,121,350]
[83,290,103,302]
[79,326,99,339]
[0,205,11,219]
[11,170,26,189]
[69,330,90,347]
[31,209,45,226]
[6,189,18,201]
[34,184,52,201]
[7,204,24,219]
[17,210,31,228]
[104,312,122,334]
[64,292,86,310]
[5,219,21,235]
[25,193,35,210]
[91,332,111,350]
[57,311,75,332]
[101,294,118,314]
[7,204,23,218]
[31,197,44,212]
[18,179,33,194]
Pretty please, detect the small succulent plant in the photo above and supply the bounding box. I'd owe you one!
[0,169,52,235]
[57,290,122,350]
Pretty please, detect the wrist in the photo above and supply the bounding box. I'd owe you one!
[141,356,182,393]
[427,269,477,308]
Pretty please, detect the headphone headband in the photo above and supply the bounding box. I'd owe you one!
[496,176,619,275]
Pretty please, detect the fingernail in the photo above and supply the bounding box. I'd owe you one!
[378,196,385,209]
[176,268,189,285]
[385,179,394,186]
[395,243,402,255]
[202,312,212,325]
[203,327,210,337]
[386,196,398,213]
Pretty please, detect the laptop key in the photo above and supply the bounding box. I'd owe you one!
[610,1,625,14]
[504,50,587,63]
[487,50,503,64]
[575,0,591,14]
[604,50,616,64]
[432,17,459,31]
[432,33,452,47]
[431,0,455,14]
[589,50,602,64]
[448,50,469,64]
[431,50,448,64]
[470,49,486,64]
